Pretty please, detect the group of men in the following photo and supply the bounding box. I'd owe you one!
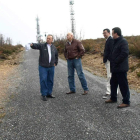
[30,27,130,109]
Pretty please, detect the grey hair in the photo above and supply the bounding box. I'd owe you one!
[47,34,54,39]
[67,32,73,36]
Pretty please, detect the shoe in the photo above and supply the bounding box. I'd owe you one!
[47,95,55,98]
[66,91,75,94]
[41,96,47,101]
[82,91,88,95]
[105,99,117,103]
[103,94,110,99]
[117,103,130,108]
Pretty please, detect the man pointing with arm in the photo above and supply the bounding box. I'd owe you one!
[30,34,58,101]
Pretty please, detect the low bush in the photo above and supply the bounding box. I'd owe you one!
[137,72,140,77]
[53,35,140,59]
[0,44,23,59]
[127,36,140,58]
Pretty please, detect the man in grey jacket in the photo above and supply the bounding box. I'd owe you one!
[30,35,58,101]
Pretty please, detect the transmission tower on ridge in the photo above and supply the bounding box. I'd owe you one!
[69,0,76,37]
[36,16,41,43]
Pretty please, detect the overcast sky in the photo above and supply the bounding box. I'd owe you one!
[0,0,140,46]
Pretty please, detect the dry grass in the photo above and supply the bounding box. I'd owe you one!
[0,47,24,121]
[127,56,140,91]
[0,44,23,59]
[0,64,16,104]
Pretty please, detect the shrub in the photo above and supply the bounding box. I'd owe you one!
[0,44,23,59]
[127,36,140,58]
[3,49,13,54]
[54,39,66,53]
[137,72,140,77]
[53,35,140,59]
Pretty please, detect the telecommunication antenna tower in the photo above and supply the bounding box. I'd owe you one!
[36,16,41,43]
[69,0,76,37]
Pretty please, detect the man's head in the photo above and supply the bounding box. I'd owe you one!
[103,29,110,39]
[112,27,122,39]
[47,34,53,44]
[67,32,74,42]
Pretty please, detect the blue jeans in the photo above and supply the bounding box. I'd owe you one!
[67,58,88,92]
[39,65,55,96]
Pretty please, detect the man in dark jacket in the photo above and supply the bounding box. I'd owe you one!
[105,27,130,108]
[64,32,88,95]
[30,35,58,101]
[102,29,119,99]
[102,29,113,99]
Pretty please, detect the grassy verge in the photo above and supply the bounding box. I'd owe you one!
[0,44,23,60]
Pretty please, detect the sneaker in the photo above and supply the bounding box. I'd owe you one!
[46,95,55,98]
[103,94,110,99]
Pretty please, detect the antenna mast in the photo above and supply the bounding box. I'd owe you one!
[69,0,76,37]
[36,16,41,43]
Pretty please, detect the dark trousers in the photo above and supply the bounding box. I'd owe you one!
[39,65,55,96]
[110,72,130,104]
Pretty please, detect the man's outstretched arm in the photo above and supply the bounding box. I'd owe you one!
[30,43,41,50]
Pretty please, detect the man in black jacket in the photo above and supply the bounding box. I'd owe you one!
[102,29,119,99]
[102,29,113,99]
[30,35,58,101]
[105,27,130,108]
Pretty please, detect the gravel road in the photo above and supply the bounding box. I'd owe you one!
[0,49,140,140]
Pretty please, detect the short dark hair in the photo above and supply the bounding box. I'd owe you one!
[103,28,110,33]
[112,27,122,36]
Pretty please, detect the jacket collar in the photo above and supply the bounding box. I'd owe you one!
[106,36,111,41]
[67,39,75,44]
[114,35,123,44]
[45,42,53,46]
